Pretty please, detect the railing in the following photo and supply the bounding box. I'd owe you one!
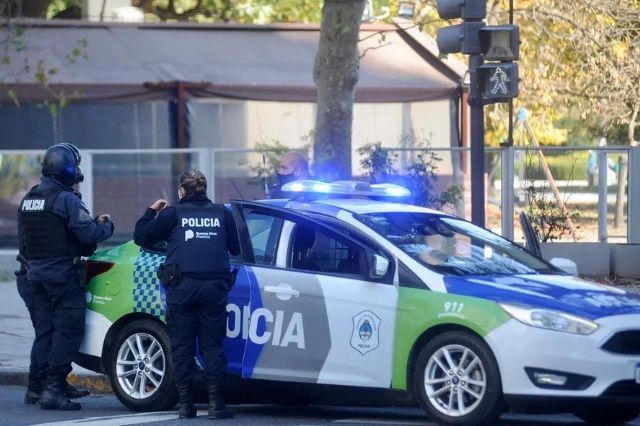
[1,146,638,247]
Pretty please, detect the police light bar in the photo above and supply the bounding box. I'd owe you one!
[281,180,411,198]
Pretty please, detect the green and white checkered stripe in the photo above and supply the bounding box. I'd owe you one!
[132,249,166,320]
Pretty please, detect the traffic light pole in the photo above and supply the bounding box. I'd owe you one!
[469,54,485,227]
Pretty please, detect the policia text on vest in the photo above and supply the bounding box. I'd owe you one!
[133,171,241,420]
[17,142,114,412]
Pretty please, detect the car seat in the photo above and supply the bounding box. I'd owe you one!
[291,227,320,272]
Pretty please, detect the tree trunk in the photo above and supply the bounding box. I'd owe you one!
[21,0,51,17]
[313,0,366,180]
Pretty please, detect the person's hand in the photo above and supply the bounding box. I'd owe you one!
[96,214,112,224]
[150,199,168,211]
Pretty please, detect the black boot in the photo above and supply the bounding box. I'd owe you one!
[176,383,196,419]
[64,382,90,399]
[24,372,43,405]
[208,387,232,420]
[39,376,81,411]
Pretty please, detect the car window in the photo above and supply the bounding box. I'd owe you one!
[356,212,555,276]
[288,223,366,277]
[245,211,282,266]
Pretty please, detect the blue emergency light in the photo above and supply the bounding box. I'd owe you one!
[281,180,411,198]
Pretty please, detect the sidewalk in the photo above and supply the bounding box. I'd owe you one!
[0,280,112,393]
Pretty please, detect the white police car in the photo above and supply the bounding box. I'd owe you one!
[78,180,640,425]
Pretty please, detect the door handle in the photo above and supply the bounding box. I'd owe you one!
[264,284,299,300]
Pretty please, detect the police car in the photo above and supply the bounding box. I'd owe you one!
[77,181,640,425]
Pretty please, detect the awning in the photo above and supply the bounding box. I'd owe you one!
[0,20,464,104]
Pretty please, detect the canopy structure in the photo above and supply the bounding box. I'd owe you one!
[0,19,465,104]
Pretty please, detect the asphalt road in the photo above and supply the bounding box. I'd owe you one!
[2,385,639,426]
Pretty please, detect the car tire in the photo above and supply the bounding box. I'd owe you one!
[108,319,177,411]
[413,331,503,426]
[574,405,640,425]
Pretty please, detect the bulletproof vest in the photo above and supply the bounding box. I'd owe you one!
[166,201,230,274]
[18,185,81,260]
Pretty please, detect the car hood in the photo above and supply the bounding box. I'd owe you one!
[443,274,640,320]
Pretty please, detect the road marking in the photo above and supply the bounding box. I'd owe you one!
[32,410,210,426]
[333,419,434,425]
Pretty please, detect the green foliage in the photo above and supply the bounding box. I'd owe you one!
[357,138,462,210]
[0,154,41,199]
[1,22,88,113]
[250,138,311,183]
[524,184,580,242]
[518,152,588,181]
[521,151,581,242]
[135,0,394,24]
[46,0,80,18]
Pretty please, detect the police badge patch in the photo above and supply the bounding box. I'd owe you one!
[350,310,381,355]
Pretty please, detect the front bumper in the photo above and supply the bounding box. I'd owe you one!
[485,314,640,400]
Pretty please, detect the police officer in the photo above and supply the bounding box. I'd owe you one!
[271,151,311,198]
[17,143,114,411]
[134,170,240,420]
[16,220,90,404]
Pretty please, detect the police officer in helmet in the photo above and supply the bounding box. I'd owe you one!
[15,184,93,405]
[134,170,240,420]
[17,143,114,411]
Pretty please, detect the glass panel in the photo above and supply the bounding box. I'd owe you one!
[212,151,272,203]
[245,211,282,265]
[486,148,502,235]
[514,147,599,243]
[289,223,363,276]
[0,153,43,247]
[92,152,199,245]
[0,102,172,149]
[607,151,628,243]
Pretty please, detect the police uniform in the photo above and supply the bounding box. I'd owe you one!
[134,193,240,419]
[16,191,93,405]
[18,145,114,411]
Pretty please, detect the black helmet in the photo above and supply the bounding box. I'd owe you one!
[41,143,84,185]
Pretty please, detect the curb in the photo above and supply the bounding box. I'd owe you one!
[0,371,113,394]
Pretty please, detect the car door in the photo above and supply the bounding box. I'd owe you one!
[231,201,398,389]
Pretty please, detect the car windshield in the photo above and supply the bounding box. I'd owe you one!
[355,212,555,276]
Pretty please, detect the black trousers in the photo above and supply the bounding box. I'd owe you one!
[166,277,228,389]
[16,271,42,387]
[31,274,86,380]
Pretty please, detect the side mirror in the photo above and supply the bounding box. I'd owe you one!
[368,254,390,280]
[549,257,578,276]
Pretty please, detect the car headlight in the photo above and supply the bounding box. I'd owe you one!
[499,303,598,335]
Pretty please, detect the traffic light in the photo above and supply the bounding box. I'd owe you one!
[435,0,519,102]
[479,25,519,61]
[478,63,519,101]
[435,0,486,54]
[435,0,486,20]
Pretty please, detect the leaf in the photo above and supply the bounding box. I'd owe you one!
[48,103,58,117]
[8,89,19,107]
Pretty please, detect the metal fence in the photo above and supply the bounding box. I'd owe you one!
[1,146,638,247]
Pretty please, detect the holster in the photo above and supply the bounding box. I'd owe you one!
[74,258,89,286]
[15,254,28,276]
[228,266,240,289]
[158,263,182,288]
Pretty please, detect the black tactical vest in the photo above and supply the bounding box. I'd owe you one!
[166,202,230,274]
[18,185,81,260]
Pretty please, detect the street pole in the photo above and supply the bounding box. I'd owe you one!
[470,54,485,226]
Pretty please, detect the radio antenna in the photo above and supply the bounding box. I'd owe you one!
[229,179,246,201]
[257,113,272,199]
